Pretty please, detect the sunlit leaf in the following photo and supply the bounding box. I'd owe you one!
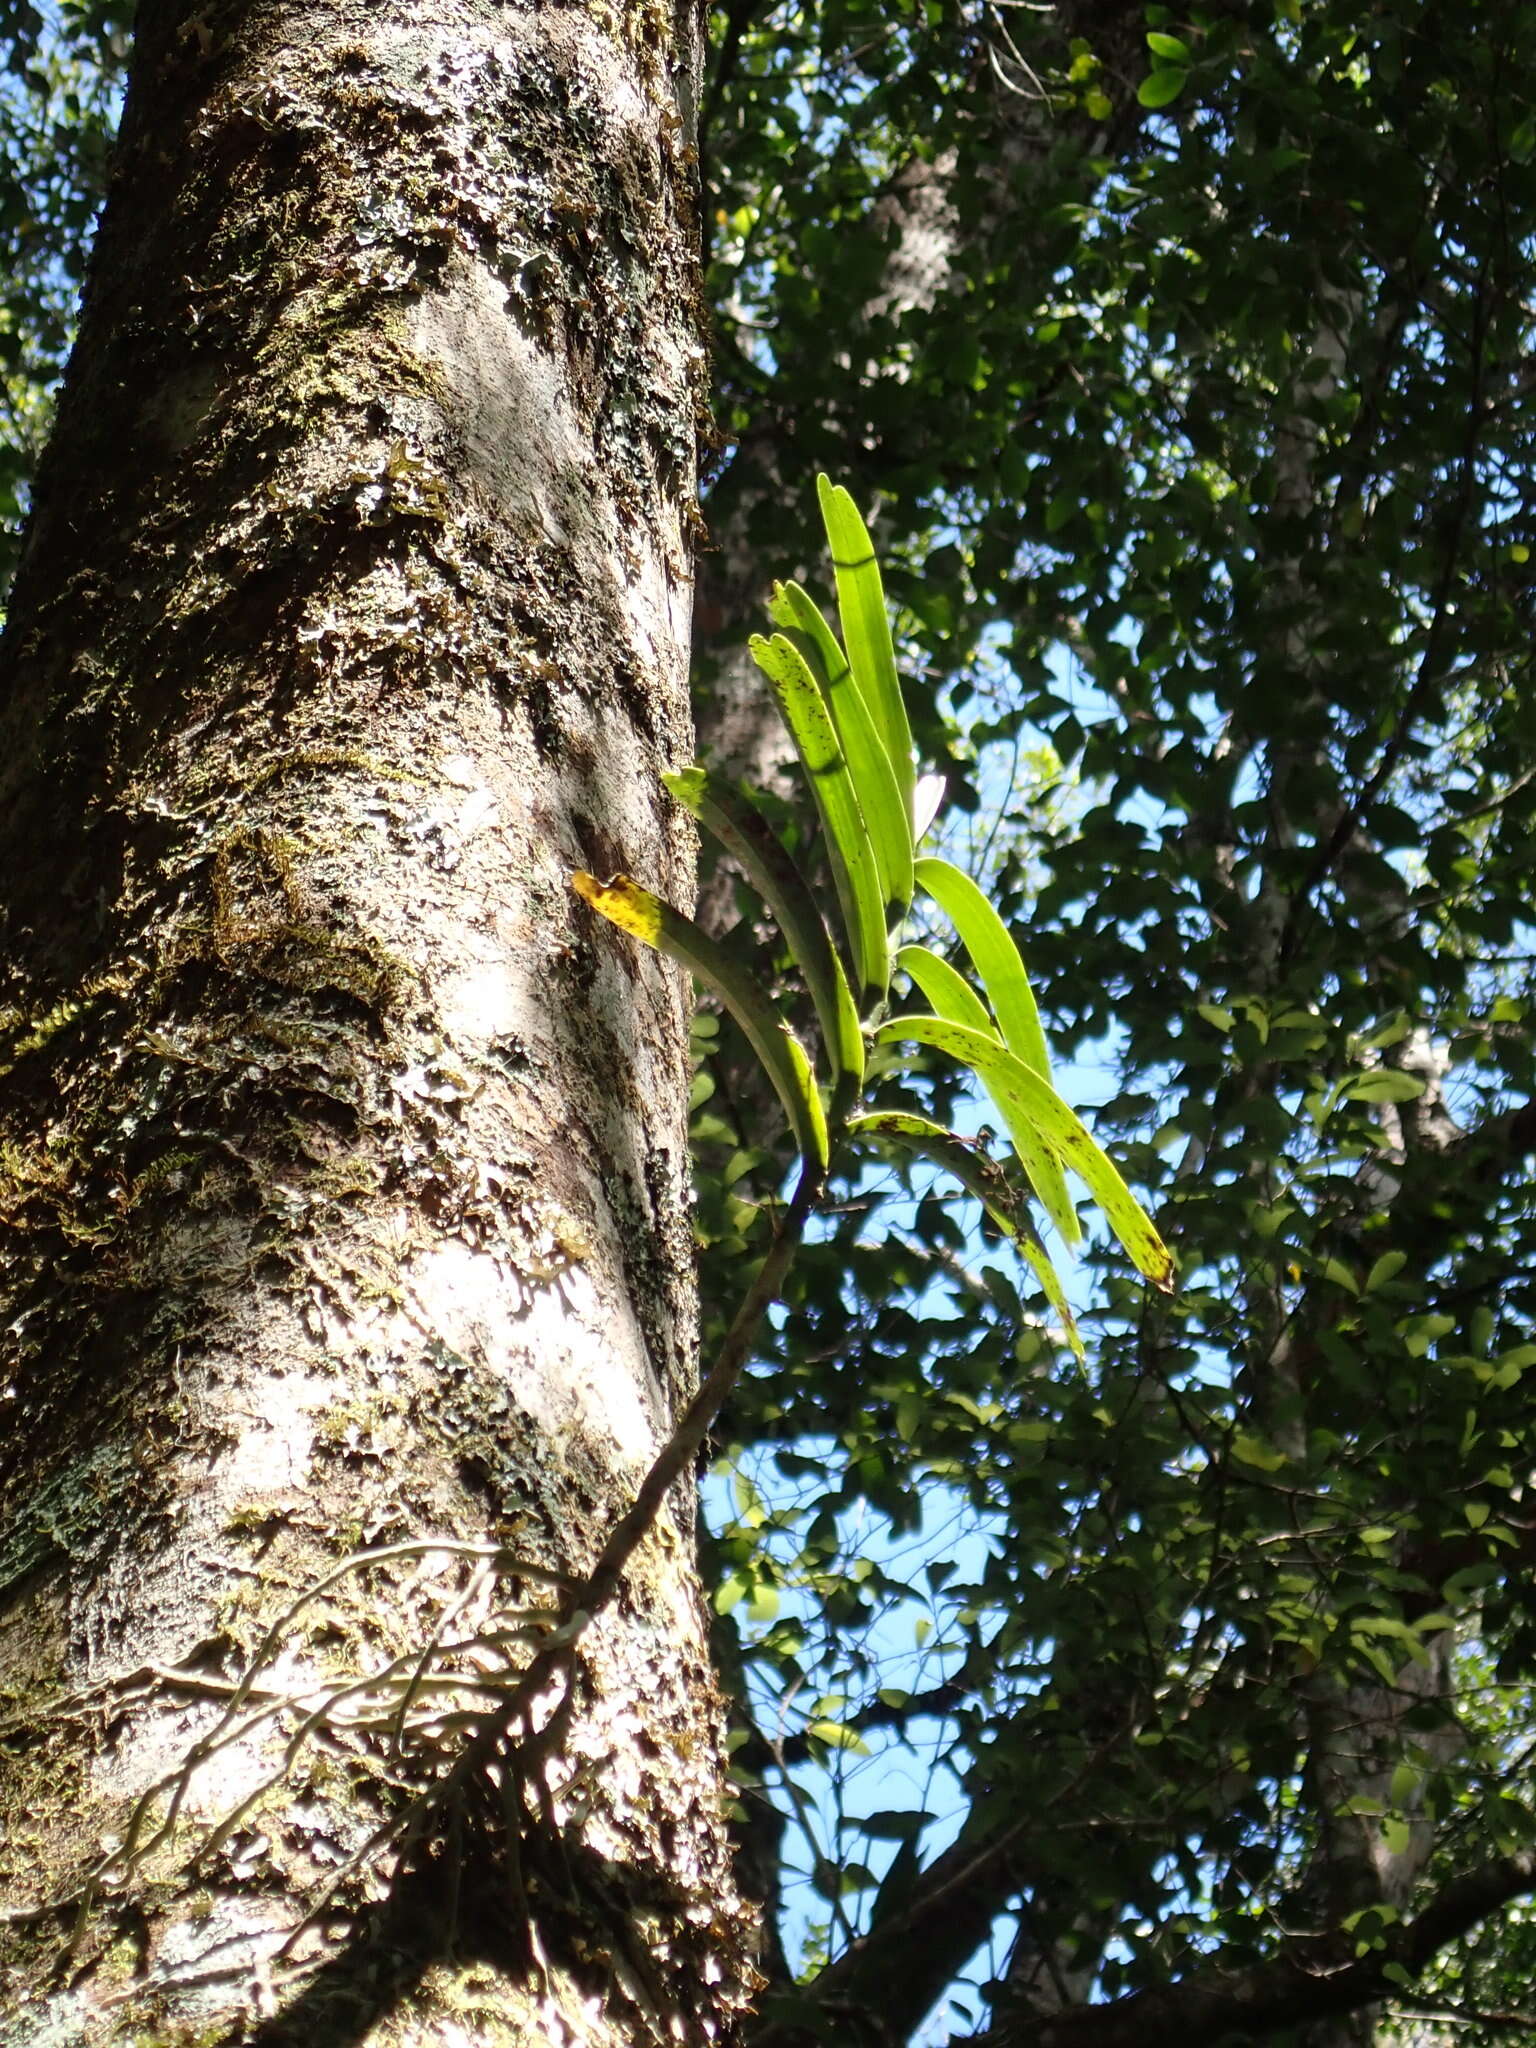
[1344,1070,1426,1104]
[912,855,1074,1233]
[914,856,1053,1081]
[808,1719,871,1754]
[849,1109,1084,1358]
[896,943,992,1034]
[816,473,916,826]
[770,578,914,924]
[873,1014,1173,1287]
[750,630,890,1010]
[1138,66,1187,108]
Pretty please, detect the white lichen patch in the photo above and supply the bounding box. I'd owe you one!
[397,1235,660,1465]
[437,955,539,1050]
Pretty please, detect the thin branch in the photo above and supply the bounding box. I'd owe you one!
[1393,2007,1536,2035]
[960,1853,1536,2048]
[578,1150,824,1624]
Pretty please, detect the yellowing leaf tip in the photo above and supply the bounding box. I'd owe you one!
[570,870,663,946]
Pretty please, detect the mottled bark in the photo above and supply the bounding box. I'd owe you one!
[1238,274,1464,2048]
[0,4,753,2044]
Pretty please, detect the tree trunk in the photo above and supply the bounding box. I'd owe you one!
[0,4,755,2043]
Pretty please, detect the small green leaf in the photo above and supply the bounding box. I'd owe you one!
[747,1580,780,1622]
[573,871,829,1167]
[857,1804,926,1836]
[895,1392,925,1441]
[732,1468,765,1522]
[1137,66,1188,107]
[1345,1069,1426,1104]
[1231,1431,1289,1472]
[714,1573,748,1616]
[812,1857,876,1898]
[1362,1014,1413,1050]
[808,1719,871,1754]
[1389,1762,1421,1808]
[1364,1251,1409,1292]
[1400,1312,1456,1355]
[1146,30,1191,59]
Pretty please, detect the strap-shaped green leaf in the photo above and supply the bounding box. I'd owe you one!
[663,764,865,1099]
[872,1015,1174,1289]
[913,856,1052,1080]
[849,1110,1084,1359]
[766,576,845,683]
[769,579,913,926]
[573,871,829,1168]
[816,474,915,829]
[914,854,1073,1232]
[889,1004,1076,1244]
[750,630,890,1012]
[896,944,991,1035]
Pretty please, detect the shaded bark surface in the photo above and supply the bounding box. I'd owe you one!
[0,2,752,2042]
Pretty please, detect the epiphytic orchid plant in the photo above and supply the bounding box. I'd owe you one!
[574,477,1172,1358]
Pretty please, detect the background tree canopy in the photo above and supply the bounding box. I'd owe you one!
[7,1,1536,2042]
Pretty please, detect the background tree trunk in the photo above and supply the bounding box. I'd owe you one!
[0,3,755,2042]
[690,0,1149,800]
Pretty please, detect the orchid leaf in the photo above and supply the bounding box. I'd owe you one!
[769,578,913,926]
[849,1110,1084,1359]
[750,629,890,1011]
[913,854,1074,1232]
[896,943,992,1036]
[573,871,829,1169]
[663,764,864,1100]
[816,474,916,828]
[872,1014,1173,1288]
